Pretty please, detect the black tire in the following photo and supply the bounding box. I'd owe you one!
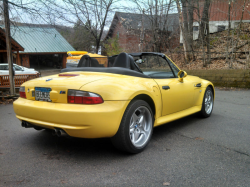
[111,100,154,154]
[199,86,214,118]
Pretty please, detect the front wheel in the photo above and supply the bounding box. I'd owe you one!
[111,100,154,154]
[199,86,214,118]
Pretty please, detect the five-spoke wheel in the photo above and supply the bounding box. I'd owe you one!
[111,100,154,153]
[129,106,152,148]
[200,86,214,117]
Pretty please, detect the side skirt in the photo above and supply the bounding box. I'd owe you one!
[154,105,202,127]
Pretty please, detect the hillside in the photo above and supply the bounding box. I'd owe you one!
[168,23,250,70]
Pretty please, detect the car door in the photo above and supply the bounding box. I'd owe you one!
[155,76,196,116]
[150,56,196,116]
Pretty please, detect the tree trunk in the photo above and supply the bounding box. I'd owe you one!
[180,0,194,62]
[176,0,188,63]
[226,0,231,64]
[206,19,211,65]
[3,0,15,95]
[200,0,211,66]
[230,0,246,68]
[188,0,194,49]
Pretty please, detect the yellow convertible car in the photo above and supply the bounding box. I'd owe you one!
[13,52,214,153]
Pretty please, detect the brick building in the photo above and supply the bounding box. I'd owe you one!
[105,12,180,53]
[181,0,250,42]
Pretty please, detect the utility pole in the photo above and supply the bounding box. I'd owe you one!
[3,0,15,95]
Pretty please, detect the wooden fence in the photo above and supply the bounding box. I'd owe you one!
[0,74,40,88]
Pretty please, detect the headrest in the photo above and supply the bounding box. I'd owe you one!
[112,53,130,68]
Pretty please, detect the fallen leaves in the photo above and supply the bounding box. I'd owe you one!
[166,23,250,70]
[0,90,18,105]
[195,137,204,140]
[163,182,170,186]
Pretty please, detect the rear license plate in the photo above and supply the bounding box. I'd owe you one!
[35,87,51,102]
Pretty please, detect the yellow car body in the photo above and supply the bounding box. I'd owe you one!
[13,52,214,153]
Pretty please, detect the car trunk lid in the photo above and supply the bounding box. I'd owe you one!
[22,72,111,103]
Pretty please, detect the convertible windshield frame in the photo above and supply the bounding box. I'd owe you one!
[129,52,179,79]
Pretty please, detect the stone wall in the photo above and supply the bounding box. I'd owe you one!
[186,70,250,88]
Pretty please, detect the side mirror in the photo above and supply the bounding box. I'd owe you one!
[178,70,187,82]
[135,59,144,64]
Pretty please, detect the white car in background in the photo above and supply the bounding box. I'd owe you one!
[0,64,39,75]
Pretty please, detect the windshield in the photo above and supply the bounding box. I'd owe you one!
[132,54,179,78]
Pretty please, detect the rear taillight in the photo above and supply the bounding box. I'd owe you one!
[67,90,103,104]
[19,87,26,98]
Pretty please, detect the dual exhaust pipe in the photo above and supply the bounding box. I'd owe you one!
[21,121,68,137]
[52,129,68,137]
[21,121,33,128]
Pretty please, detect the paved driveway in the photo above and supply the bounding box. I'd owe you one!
[0,88,249,186]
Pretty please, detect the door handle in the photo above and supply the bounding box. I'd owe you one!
[195,83,202,87]
[162,86,170,90]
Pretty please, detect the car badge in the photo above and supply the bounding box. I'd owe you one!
[27,89,30,93]
[60,91,66,94]
[46,78,53,82]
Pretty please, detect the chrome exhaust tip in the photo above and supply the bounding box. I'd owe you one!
[52,129,58,136]
[21,121,33,128]
[52,129,68,137]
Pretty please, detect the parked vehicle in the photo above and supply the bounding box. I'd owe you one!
[13,52,214,153]
[66,51,108,68]
[0,64,39,75]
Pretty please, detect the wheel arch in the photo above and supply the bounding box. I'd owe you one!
[207,84,215,99]
[131,94,156,118]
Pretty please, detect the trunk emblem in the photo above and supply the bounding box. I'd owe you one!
[60,91,66,94]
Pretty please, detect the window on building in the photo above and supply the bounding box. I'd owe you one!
[117,32,119,38]
[193,26,199,31]
[218,25,226,32]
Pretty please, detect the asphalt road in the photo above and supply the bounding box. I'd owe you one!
[0,88,250,186]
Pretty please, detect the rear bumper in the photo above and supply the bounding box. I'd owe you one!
[13,98,129,138]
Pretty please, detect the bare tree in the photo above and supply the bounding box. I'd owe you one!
[40,0,119,54]
[130,0,178,52]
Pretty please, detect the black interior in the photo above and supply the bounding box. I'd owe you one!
[112,53,130,68]
[63,52,178,78]
[78,55,103,67]
[112,53,142,73]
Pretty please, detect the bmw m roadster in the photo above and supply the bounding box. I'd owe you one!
[13,52,214,153]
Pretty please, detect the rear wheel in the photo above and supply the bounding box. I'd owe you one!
[111,100,154,153]
[199,87,214,118]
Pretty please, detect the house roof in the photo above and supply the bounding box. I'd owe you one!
[1,25,75,53]
[0,27,24,51]
[105,12,179,39]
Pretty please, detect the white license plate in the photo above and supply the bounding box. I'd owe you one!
[35,87,51,102]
